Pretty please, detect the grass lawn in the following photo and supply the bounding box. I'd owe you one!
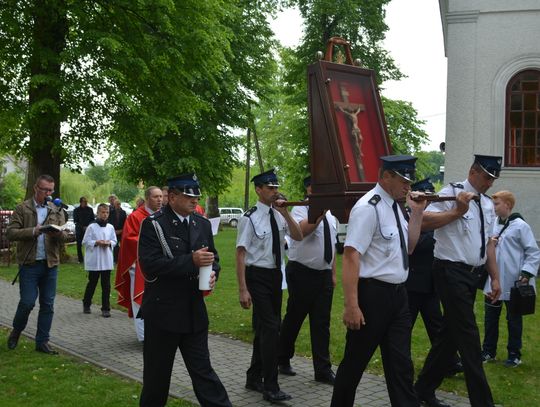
[0,327,194,407]
[1,228,539,406]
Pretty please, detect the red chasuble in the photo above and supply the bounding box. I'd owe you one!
[114,206,150,317]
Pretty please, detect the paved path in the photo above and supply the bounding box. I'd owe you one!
[0,278,470,406]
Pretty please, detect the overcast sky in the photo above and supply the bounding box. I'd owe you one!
[269,0,447,151]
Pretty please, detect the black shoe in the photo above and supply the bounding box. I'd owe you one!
[315,370,335,385]
[102,310,111,318]
[7,329,21,350]
[83,306,91,314]
[445,360,464,377]
[278,364,296,376]
[418,395,451,407]
[245,381,264,393]
[262,389,292,402]
[35,342,59,355]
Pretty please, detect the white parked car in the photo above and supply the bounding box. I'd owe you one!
[218,207,244,228]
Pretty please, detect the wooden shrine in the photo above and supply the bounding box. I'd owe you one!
[307,37,392,223]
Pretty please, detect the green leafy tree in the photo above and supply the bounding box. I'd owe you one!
[0,172,25,209]
[0,0,239,197]
[113,0,279,217]
[85,165,111,186]
[381,97,429,154]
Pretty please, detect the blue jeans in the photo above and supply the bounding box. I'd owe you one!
[12,262,58,345]
[482,297,522,359]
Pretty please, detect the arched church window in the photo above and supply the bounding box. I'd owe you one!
[506,70,540,167]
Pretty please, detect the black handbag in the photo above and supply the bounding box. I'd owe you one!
[509,280,536,315]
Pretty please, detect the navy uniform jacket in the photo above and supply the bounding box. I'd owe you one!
[138,205,220,334]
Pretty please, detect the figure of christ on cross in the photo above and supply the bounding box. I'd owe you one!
[334,83,366,181]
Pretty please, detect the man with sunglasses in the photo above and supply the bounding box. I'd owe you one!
[414,155,502,407]
[6,174,68,354]
[138,174,231,407]
[236,169,303,403]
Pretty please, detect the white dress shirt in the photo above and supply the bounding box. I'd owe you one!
[236,201,289,268]
[429,179,496,266]
[287,205,337,270]
[345,184,409,284]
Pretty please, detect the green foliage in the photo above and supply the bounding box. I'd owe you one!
[0,0,263,194]
[112,0,278,197]
[85,165,111,186]
[381,97,429,154]
[415,150,445,183]
[0,172,25,209]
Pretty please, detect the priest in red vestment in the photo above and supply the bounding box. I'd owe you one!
[115,186,163,341]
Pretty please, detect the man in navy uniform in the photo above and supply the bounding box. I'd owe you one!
[330,156,425,407]
[278,175,337,384]
[236,169,303,402]
[406,179,463,378]
[138,174,231,407]
[414,155,502,407]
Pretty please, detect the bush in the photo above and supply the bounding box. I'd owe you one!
[0,172,25,208]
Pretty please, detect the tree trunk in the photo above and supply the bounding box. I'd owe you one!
[25,1,68,199]
[206,196,219,219]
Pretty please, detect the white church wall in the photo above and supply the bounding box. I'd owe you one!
[441,1,540,237]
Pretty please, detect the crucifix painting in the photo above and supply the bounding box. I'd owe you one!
[334,83,366,180]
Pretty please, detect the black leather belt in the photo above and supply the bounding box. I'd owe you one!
[434,258,484,273]
[246,265,280,272]
[359,278,404,290]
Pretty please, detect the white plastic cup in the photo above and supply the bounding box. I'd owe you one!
[199,265,212,290]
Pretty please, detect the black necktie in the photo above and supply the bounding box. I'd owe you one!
[269,208,281,268]
[392,201,409,270]
[476,199,486,258]
[322,216,332,264]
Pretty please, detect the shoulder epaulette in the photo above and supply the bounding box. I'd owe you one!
[368,194,381,206]
[244,206,257,217]
[192,212,208,222]
[450,182,464,189]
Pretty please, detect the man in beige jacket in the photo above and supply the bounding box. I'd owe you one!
[6,174,68,354]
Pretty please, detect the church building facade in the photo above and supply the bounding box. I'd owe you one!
[439,0,540,236]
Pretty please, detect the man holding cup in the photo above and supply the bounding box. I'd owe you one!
[137,174,231,407]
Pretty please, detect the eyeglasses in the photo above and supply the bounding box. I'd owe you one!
[36,186,55,194]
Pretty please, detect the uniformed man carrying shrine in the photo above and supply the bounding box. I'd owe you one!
[414,155,502,407]
[236,169,303,403]
[138,174,231,407]
[330,155,425,407]
[277,175,337,384]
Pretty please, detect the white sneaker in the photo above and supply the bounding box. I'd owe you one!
[481,351,495,363]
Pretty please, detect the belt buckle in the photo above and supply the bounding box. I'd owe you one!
[470,265,476,273]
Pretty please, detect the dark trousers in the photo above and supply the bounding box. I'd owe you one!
[12,262,57,345]
[331,279,419,407]
[278,261,333,376]
[482,298,522,359]
[75,228,84,263]
[408,291,444,343]
[408,290,461,373]
[140,321,231,407]
[83,270,111,311]
[113,243,120,263]
[415,261,494,407]
[245,266,283,392]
